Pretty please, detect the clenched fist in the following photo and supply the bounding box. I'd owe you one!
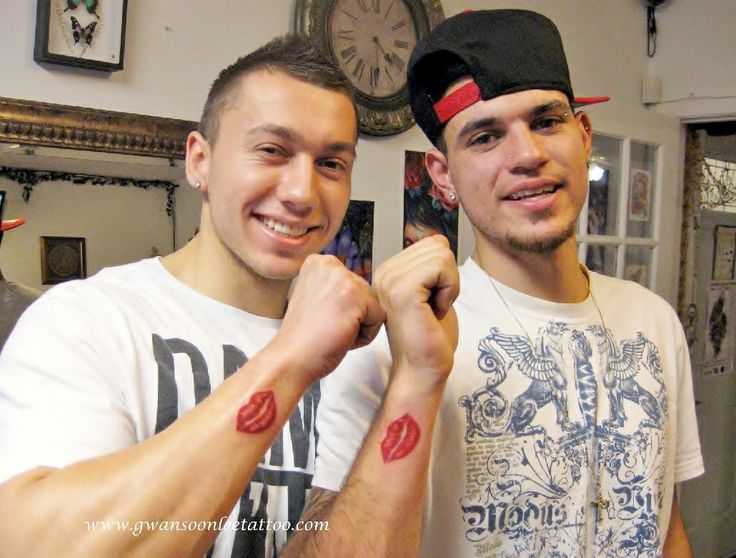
[273,254,385,384]
[373,235,459,388]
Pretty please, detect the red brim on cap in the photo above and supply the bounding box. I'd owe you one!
[572,96,610,107]
[0,218,25,232]
[433,81,609,124]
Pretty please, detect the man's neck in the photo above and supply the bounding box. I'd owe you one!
[161,235,290,319]
[473,237,589,303]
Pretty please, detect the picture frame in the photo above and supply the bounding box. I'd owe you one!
[713,225,736,280]
[40,236,87,284]
[34,0,128,72]
[321,200,374,283]
[628,168,651,222]
[403,150,459,258]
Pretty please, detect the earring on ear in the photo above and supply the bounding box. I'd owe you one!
[449,192,458,202]
[192,180,202,190]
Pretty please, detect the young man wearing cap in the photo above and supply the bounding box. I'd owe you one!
[0,207,41,350]
[0,35,429,558]
[287,10,703,558]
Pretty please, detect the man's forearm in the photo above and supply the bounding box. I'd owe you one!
[282,372,446,558]
[0,346,311,558]
[663,493,693,558]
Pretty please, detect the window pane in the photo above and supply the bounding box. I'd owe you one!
[585,244,617,277]
[588,135,622,236]
[623,245,652,287]
[627,142,658,238]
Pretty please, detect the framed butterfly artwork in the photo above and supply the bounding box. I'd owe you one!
[34,0,128,72]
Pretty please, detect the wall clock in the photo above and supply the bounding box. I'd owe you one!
[294,0,445,136]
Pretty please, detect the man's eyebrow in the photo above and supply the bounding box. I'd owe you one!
[324,142,357,158]
[248,124,299,142]
[455,117,499,146]
[531,100,572,117]
[248,124,356,157]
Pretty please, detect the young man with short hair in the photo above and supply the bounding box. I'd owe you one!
[0,35,389,558]
[290,10,703,557]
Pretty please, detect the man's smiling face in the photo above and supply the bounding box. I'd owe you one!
[200,69,358,281]
[437,84,592,256]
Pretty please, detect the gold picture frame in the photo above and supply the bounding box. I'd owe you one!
[0,97,196,159]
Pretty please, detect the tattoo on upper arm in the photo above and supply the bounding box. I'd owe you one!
[236,391,276,433]
[380,413,420,463]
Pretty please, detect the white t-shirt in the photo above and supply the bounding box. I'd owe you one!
[0,257,346,557]
[314,258,704,558]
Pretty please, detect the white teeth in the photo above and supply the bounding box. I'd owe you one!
[508,185,557,200]
[261,218,309,237]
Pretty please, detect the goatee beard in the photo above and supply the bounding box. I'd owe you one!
[506,220,577,254]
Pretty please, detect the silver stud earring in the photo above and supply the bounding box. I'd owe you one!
[192,180,201,189]
[449,192,458,202]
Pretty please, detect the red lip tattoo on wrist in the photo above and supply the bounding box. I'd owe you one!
[380,413,420,463]
[236,391,276,433]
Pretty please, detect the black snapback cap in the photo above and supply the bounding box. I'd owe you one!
[407,9,608,146]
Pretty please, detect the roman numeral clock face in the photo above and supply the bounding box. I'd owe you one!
[295,0,444,136]
[331,0,415,98]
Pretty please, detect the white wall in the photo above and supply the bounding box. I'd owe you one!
[644,0,736,121]
[1,170,176,289]
[0,0,731,304]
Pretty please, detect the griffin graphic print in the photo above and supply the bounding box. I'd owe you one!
[458,321,668,557]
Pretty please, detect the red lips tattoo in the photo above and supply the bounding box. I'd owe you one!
[380,413,420,463]
[236,391,276,433]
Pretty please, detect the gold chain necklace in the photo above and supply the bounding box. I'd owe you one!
[485,268,610,527]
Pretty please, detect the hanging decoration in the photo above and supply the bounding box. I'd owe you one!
[0,166,178,216]
[642,0,671,57]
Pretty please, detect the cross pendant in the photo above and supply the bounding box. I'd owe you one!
[592,495,609,523]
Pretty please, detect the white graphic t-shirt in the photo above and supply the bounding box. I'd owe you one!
[314,258,704,557]
[0,258,371,558]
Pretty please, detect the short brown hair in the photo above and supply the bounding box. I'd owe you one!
[199,34,357,145]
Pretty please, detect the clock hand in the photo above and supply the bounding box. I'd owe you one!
[372,36,393,64]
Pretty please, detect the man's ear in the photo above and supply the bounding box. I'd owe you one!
[576,111,593,161]
[185,131,211,192]
[425,148,458,204]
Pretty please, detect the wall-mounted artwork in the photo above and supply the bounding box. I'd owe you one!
[629,169,651,222]
[403,150,458,257]
[34,0,128,72]
[40,236,87,284]
[322,200,374,283]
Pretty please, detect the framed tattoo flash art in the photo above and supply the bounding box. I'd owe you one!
[404,150,459,258]
[628,169,651,222]
[34,0,128,72]
[322,200,374,282]
[40,236,87,285]
[713,226,736,281]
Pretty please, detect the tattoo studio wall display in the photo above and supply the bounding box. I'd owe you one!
[628,169,651,222]
[34,0,128,72]
[404,150,459,257]
[703,281,735,376]
[322,200,374,282]
[40,236,87,284]
[713,226,736,281]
